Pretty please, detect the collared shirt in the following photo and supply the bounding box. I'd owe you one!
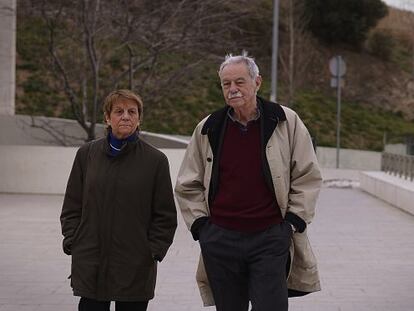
[227,107,261,131]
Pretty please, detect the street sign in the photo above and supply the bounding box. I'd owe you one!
[330,77,345,88]
[329,56,346,77]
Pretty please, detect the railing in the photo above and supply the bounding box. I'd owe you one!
[381,152,414,181]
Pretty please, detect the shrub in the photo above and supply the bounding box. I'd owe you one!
[367,29,395,60]
[305,0,388,48]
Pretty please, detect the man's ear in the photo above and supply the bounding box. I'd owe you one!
[255,75,262,91]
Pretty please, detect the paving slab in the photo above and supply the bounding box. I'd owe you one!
[1,182,414,310]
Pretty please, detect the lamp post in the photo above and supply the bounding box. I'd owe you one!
[270,0,280,103]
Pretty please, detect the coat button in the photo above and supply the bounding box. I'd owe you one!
[207,157,212,162]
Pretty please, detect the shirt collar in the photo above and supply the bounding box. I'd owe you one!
[227,107,261,125]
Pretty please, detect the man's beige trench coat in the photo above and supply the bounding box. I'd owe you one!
[175,98,322,307]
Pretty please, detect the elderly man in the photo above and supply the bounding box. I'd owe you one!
[175,53,322,311]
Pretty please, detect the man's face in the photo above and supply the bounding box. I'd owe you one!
[219,62,262,110]
[105,99,140,139]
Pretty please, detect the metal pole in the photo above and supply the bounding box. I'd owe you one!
[336,55,342,169]
[0,0,16,115]
[270,0,279,102]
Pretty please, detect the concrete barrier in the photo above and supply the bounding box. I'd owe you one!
[0,143,384,194]
[0,114,188,148]
[316,147,381,170]
[0,145,76,194]
[360,171,414,216]
[0,145,185,195]
[1,144,413,219]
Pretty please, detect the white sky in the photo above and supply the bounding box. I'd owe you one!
[382,0,414,11]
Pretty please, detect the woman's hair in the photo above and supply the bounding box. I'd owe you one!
[103,89,144,133]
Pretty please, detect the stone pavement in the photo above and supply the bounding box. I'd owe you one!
[1,172,414,310]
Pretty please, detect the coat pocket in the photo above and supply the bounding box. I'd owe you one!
[109,262,156,299]
[71,261,99,293]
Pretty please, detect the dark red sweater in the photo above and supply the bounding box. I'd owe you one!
[210,118,283,232]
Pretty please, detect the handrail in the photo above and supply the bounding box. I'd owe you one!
[381,152,414,181]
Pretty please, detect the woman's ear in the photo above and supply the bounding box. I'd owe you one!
[104,113,110,125]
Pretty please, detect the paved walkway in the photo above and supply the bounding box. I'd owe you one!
[1,178,414,310]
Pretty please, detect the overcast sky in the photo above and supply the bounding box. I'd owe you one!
[382,0,414,11]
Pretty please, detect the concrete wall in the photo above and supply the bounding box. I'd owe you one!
[0,115,188,148]
[0,115,100,146]
[316,147,381,170]
[0,145,186,195]
[0,145,384,195]
[0,146,78,194]
[0,0,16,115]
[0,114,382,169]
[360,171,414,216]
[384,143,407,155]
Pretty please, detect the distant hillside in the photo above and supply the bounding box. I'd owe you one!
[15,3,414,151]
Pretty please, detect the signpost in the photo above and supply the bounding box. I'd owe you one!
[329,56,346,169]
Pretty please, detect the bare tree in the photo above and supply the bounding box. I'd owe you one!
[400,3,414,77]
[278,0,314,106]
[399,0,414,77]
[21,0,250,141]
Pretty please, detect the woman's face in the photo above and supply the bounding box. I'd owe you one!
[106,98,140,139]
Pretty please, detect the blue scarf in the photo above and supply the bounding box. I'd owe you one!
[108,131,136,156]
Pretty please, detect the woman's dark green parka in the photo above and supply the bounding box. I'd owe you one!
[60,135,177,301]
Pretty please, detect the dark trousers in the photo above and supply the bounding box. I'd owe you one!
[78,297,148,311]
[199,221,292,311]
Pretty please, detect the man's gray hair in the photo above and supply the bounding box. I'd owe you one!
[218,51,260,80]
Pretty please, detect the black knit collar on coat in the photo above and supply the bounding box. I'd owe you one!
[201,96,286,153]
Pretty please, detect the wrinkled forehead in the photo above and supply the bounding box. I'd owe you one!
[111,98,139,111]
[219,62,251,81]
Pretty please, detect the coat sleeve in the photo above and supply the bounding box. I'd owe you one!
[148,154,177,262]
[60,146,86,255]
[174,122,210,234]
[285,112,322,232]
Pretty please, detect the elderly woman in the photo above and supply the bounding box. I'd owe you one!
[60,89,177,311]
